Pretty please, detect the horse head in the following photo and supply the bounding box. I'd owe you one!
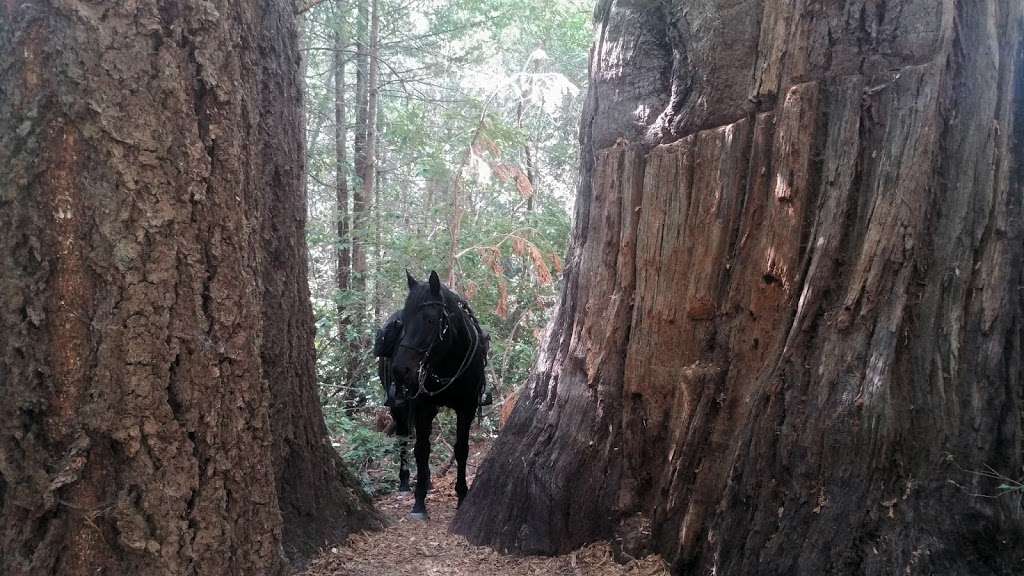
[391,270,459,395]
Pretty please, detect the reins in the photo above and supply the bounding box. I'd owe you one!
[400,298,480,400]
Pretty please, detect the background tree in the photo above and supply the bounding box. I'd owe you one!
[454,1,1024,574]
[299,0,590,485]
[334,1,352,332]
[0,1,380,574]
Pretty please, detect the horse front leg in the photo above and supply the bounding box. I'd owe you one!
[454,407,473,507]
[410,403,437,520]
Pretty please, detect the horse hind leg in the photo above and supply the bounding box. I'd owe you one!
[392,406,412,492]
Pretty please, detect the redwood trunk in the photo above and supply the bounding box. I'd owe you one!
[454,2,1024,574]
[0,2,379,574]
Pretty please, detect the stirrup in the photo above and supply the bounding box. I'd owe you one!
[479,390,493,407]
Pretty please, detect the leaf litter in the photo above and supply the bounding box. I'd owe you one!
[301,445,668,576]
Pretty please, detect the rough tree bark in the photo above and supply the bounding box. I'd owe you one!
[0,1,380,574]
[454,1,1024,575]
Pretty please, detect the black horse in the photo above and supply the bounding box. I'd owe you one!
[374,270,490,519]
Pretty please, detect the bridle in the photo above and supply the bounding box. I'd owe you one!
[397,300,450,354]
[398,298,480,399]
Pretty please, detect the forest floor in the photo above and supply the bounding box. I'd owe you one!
[301,442,669,576]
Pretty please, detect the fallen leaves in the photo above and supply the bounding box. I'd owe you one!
[300,451,669,576]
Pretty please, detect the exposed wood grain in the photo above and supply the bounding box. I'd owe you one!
[454,2,1024,574]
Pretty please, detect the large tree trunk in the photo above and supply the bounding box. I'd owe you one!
[0,2,380,574]
[454,1,1024,574]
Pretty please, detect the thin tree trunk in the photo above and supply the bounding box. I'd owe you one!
[343,0,377,411]
[523,145,535,212]
[446,117,489,288]
[446,163,465,288]
[421,174,440,233]
[352,0,369,202]
[517,100,536,212]
[446,90,499,287]
[340,0,369,411]
[352,0,377,297]
[0,2,380,574]
[455,2,1024,575]
[304,65,334,163]
[373,102,385,322]
[334,1,351,320]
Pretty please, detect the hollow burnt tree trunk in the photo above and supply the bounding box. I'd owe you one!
[454,1,1024,574]
[0,1,379,574]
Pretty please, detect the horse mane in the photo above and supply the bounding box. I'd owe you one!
[443,285,471,314]
[442,285,484,334]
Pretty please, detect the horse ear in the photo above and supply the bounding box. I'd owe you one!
[406,269,418,290]
[428,270,441,295]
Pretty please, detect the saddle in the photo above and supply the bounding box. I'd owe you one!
[374,314,405,408]
[373,315,404,358]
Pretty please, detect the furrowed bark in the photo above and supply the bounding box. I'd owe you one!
[0,1,379,574]
[454,2,1024,574]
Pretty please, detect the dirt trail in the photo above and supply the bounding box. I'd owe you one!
[302,448,668,576]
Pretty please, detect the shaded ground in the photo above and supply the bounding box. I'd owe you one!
[302,443,668,576]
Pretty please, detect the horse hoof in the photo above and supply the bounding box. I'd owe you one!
[398,485,411,493]
[407,511,429,521]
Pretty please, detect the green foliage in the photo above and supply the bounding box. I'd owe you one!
[300,0,590,494]
[322,403,397,495]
